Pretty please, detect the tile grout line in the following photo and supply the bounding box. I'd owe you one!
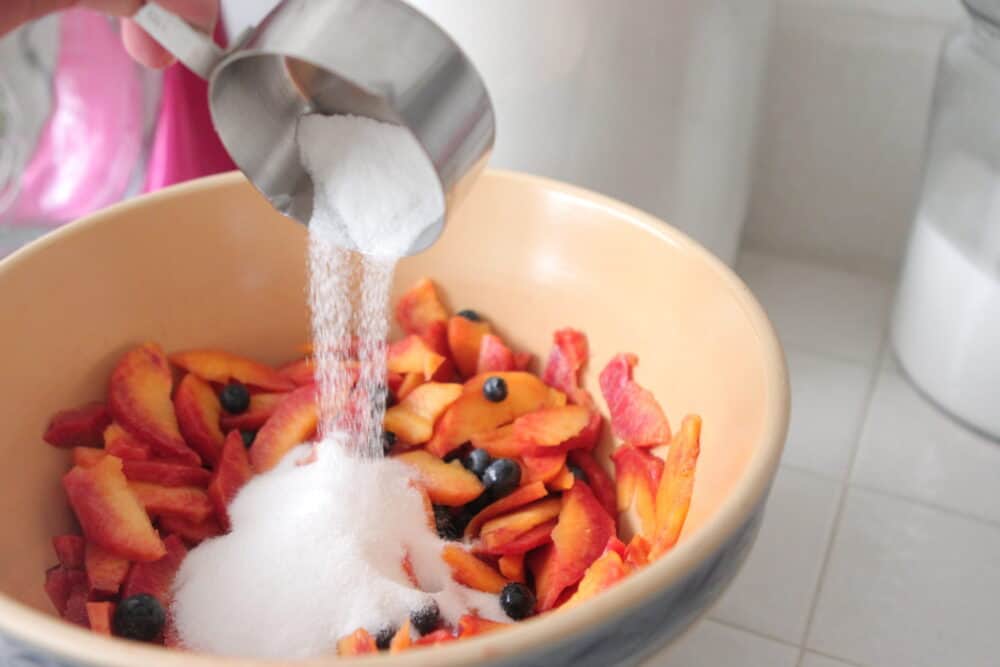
[708,617,803,651]
[792,334,890,667]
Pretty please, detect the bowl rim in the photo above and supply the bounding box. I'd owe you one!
[0,169,789,666]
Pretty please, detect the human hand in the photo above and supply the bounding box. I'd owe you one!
[1,0,219,69]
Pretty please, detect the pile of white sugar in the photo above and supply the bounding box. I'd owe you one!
[171,115,498,659]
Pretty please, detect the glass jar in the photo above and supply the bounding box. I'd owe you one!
[892,0,1000,438]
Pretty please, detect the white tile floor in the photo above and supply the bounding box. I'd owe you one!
[649,249,1000,666]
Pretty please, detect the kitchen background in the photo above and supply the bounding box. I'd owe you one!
[1,1,995,666]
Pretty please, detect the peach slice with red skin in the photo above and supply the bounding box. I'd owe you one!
[122,460,212,488]
[84,542,130,595]
[514,405,592,449]
[277,357,317,386]
[122,534,187,606]
[477,333,515,374]
[568,450,619,519]
[547,466,576,491]
[389,620,413,653]
[169,349,294,392]
[209,431,255,531]
[612,444,664,537]
[457,615,509,637]
[599,353,671,447]
[44,402,111,449]
[395,277,449,336]
[103,422,153,461]
[543,328,595,409]
[338,628,377,656]
[624,534,652,571]
[160,514,224,545]
[383,382,462,444]
[441,544,509,593]
[651,415,701,558]
[562,546,628,609]
[478,498,562,550]
[45,567,87,616]
[395,450,484,506]
[173,373,225,466]
[220,392,287,431]
[72,447,106,468]
[62,578,90,627]
[387,335,446,381]
[129,482,214,523]
[396,372,425,400]
[249,384,318,473]
[109,344,200,465]
[530,482,616,611]
[415,629,456,646]
[469,425,525,459]
[427,372,566,458]
[498,553,526,582]
[476,518,557,556]
[463,481,548,538]
[62,455,165,562]
[52,535,86,569]
[520,451,567,485]
[447,315,491,379]
[86,601,115,636]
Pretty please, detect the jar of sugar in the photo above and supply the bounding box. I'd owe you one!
[892,0,1000,438]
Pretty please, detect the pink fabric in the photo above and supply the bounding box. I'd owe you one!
[11,10,145,225]
[143,21,236,192]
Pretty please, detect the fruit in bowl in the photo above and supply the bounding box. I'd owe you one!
[0,171,787,667]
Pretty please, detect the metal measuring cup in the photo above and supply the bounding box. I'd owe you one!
[132,0,495,254]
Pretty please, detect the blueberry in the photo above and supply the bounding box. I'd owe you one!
[240,430,256,448]
[434,505,461,541]
[462,448,492,478]
[219,383,251,414]
[567,463,588,482]
[482,459,521,498]
[499,583,536,620]
[375,626,396,650]
[411,601,441,635]
[113,594,166,642]
[482,376,508,403]
[456,309,482,322]
[382,431,397,456]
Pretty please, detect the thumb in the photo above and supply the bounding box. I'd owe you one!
[2,1,141,37]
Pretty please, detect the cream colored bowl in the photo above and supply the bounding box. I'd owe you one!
[0,170,787,666]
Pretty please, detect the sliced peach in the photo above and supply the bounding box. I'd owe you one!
[422,319,452,358]
[249,384,318,473]
[477,334,515,374]
[384,382,463,444]
[122,460,212,488]
[568,451,619,519]
[624,534,652,571]
[531,482,615,610]
[651,415,701,558]
[469,425,525,459]
[86,601,115,636]
[395,277,449,335]
[397,372,425,400]
[387,335,446,381]
[599,353,671,447]
[337,628,377,656]
[73,447,106,468]
[542,328,595,409]
[169,349,294,392]
[427,372,565,458]
[173,373,225,466]
[463,481,548,538]
[498,553,526,583]
[611,445,664,537]
[52,535,86,569]
[562,548,628,609]
[45,566,87,616]
[389,619,413,653]
[477,518,557,556]
[209,431,255,531]
[84,542,130,595]
[514,405,591,449]
[547,466,576,491]
[414,629,456,646]
[447,316,491,379]
[513,351,534,372]
[62,455,165,562]
[560,411,604,452]
[479,498,562,550]
[219,392,287,431]
[43,402,111,449]
[122,534,187,606]
[395,450,484,506]
[441,544,508,593]
[457,615,509,638]
[277,357,316,386]
[129,482,214,523]
[63,582,90,627]
[520,451,566,485]
[159,514,224,545]
[103,422,153,461]
[109,344,200,465]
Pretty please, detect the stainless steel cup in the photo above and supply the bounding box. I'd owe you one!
[133,0,495,254]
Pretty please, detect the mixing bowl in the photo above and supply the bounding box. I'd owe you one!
[0,170,787,666]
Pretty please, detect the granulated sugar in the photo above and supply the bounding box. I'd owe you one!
[171,116,494,659]
[172,442,505,659]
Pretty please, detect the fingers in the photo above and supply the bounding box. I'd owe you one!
[121,0,220,69]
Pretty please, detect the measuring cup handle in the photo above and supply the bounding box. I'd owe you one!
[131,3,224,80]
